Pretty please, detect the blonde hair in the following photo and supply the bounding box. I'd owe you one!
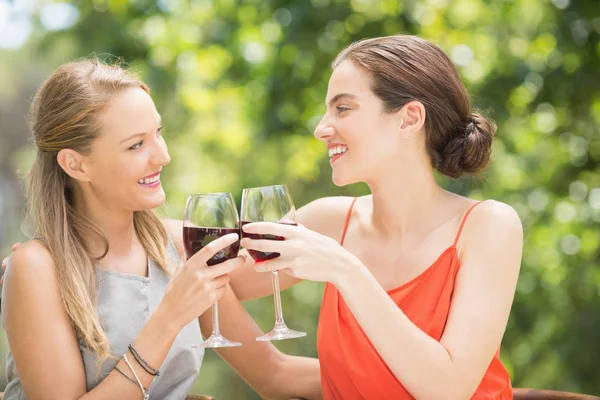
[25,58,171,363]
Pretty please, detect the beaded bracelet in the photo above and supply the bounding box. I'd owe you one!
[128,344,160,377]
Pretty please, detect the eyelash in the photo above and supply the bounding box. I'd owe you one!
[129,141,143,150]
[128,127,163,150]
[336,106,350,114]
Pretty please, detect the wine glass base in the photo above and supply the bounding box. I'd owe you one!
[256,326,307,342]
[193,334,243,349]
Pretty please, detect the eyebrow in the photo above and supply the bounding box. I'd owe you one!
[119,116,162,144]
[326,93,358,107]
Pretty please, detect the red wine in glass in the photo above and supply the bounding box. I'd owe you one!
[183,192,242,349]
[183,226,240,266]
[240,221,297,262]
[240,185,306,342]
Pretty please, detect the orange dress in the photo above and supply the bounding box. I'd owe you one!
[317,200,513,400]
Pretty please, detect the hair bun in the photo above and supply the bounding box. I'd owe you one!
[437,112,496,178]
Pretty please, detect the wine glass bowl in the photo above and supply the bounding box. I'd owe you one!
[183,193,243,348]
[241,185,307,342]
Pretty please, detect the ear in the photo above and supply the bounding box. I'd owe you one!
[398,101,426,139]
[57,149,91,182]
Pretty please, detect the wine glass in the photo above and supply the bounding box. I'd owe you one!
[241,185,307,341]
[183,193,242,348]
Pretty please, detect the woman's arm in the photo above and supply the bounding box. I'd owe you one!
[242,199,522,400]
[163,219,322,400]
[200,285,321,400]
[334,201,522,400]
[3,236,242,400]
[3,240,176,399]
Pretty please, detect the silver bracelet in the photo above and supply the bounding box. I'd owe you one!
[123,353,150,400]
[115,365,138,386]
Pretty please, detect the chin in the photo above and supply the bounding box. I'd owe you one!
[331,171,356,187]
[136,190,166,211]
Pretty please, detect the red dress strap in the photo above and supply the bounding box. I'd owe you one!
[453,201,483,247]
[340,198,358,246]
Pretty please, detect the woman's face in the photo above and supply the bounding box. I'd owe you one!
[314,60,404,186]
[83,87,170,212]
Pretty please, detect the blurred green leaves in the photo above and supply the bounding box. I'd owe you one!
[1,0,600,397]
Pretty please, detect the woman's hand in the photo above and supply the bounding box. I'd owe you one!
[158,233,246,331]
[1,242,22,284]
[241,223,363,288]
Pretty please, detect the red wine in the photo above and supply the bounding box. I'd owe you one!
[241,221,297,262]
[183,226,240,266]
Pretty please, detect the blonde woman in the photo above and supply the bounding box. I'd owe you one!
[0,59,320,400]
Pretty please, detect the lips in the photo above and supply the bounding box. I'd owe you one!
[330,152,346,164]
[138,172,160,186]
[327,143,348,164]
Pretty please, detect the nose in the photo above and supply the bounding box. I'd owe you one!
[314,116,335,141]
[151,136,171,167]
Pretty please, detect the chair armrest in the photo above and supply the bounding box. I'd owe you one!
[514,388,600,400]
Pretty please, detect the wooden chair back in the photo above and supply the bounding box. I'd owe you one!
[514,388,600,400]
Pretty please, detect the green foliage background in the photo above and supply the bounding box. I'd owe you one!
[0,0,599,398]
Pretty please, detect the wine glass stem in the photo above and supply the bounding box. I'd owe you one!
[271,271,286,328]
[211,301,221,337]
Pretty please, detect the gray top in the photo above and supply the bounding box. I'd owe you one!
[2,238,204,399]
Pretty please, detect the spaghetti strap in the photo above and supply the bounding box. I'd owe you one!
[340,198,358,246]
[453,201,483,247]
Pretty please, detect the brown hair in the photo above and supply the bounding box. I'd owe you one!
[26,58,172,364]
[333,35,495,178]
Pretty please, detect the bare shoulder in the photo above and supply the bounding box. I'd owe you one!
[297,196,357,240]
[5,239,57,284]
[3,239,63,322]
[459,199,523,271]
[467,200,523,236]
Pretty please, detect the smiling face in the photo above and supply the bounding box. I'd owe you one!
[314,60,405,186]
[80,87,170,212]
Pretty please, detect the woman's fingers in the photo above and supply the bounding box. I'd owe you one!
[214,284,229,302]
[280,268,299,278]
[1,243,22,275]
[203,255,246,279]
[1,255,11,284]
[238,248,255,266]
[188,233,239,266]
[240,238,289,254]
[254,259,289,273]
[241,222,299,238]
[211,272,231,289]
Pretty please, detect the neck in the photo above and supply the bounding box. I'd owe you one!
[365,159,449,238]
[73,189,139,258]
